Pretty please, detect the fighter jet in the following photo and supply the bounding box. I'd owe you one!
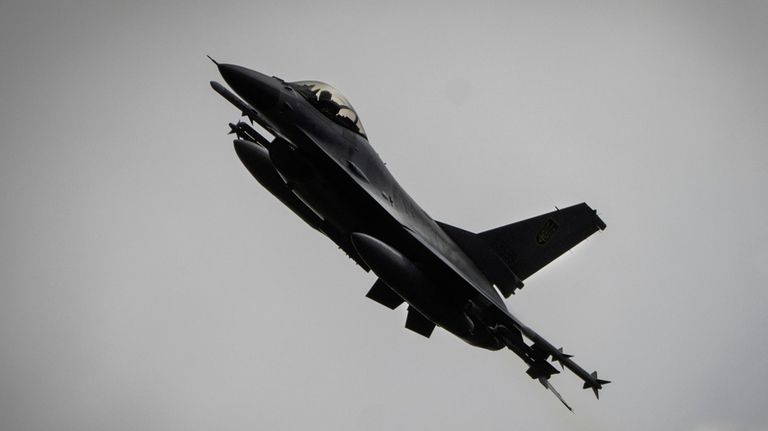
[209,58,609,411]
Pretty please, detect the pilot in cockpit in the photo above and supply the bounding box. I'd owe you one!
[317,90,341,117]
[290,80,367,138]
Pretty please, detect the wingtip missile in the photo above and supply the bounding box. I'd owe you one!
[210,80,259,124]
[582,371,610,399]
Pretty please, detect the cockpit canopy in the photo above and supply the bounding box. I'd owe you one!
[289,80,367,138]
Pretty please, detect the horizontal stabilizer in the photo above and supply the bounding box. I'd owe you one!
[366,279,404,309]
[405,306,435,338]
[479,203,606,281]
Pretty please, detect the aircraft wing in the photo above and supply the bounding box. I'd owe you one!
[402,226,609,408]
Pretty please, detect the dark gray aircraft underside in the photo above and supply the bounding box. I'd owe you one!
[209,57,609,411]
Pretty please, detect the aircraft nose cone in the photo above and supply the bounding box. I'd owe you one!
[218,64,280,110]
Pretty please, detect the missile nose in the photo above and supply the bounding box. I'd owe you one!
[218,64,280,111]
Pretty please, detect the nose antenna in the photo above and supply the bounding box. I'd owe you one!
[206,55,219,66]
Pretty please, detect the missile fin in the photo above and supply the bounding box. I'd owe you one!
[582,371,610,399]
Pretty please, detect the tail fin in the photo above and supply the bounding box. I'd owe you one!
[439,203,605,296]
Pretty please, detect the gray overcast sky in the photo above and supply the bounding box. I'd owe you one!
[1,1,767,430]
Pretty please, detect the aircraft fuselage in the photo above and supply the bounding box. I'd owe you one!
[211,61,612,409]
[216,64,509,351]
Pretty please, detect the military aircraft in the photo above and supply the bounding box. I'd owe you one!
[209,58,609,411]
